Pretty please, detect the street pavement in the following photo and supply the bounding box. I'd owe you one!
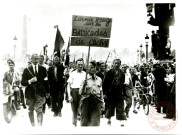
[0,100,178,134]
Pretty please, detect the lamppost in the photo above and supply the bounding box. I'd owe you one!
[13,36,17,61]
[140,44,143,64]
[145,34,149,62]
[43,44,48,56]
[137,49,139,64]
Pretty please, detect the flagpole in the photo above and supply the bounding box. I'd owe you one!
[54,25,58,29]
[102,52,111,82]
[83,45,91,94]
[52,25,59,60]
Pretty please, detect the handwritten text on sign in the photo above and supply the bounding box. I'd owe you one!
[72,15,112,38]
[71,37,109,48]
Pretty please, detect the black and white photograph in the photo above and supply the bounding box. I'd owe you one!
[0,0,181,134]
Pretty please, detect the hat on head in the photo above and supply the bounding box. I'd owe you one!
[7,59,15,66]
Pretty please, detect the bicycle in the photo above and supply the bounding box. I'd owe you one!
[135,85,150,115]
[3,82,17,123]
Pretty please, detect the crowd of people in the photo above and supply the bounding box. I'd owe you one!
[3,52,176,127]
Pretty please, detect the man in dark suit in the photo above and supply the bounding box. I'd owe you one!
[151,30,158,58]
[48,55,65,117]
[103,59,127,126]
[152,63,167,113]
[21,53,47,126]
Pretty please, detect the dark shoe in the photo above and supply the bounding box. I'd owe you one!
[73,122,77,127]
[23,104,27,109]
[133,110,138,114]
[156,108,161,113]
[121,116,127,120]
[16,105,21,110]
[125,112,129,118]
[173,117,176,121]
[163,116,173,119]
[58,112,62,117]
[121,124,125,127]
[53,113,57,117]
[107,120,111,125]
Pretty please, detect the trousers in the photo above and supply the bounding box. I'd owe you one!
[27,94,46,113]
[70,88,81,125]
[81,96,101,126]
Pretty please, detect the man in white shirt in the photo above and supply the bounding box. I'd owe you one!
[79,60,104,126]
[67,58,86,126]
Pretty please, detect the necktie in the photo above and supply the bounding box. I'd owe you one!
[92,75,95,80]
[54,66,57,80]
[35,65,38,75]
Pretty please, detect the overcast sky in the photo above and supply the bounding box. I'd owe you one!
[0,0,179,59]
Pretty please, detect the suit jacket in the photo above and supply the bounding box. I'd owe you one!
[48,64,65,94]
[102,69,125,100]
[21,65,47,99]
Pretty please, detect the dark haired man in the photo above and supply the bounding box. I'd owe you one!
[96,62,106,81]
[103,59,127,126]
[67,58,86,126]
[96,62,107,118]
[48,55,65,117]
[152,63,167,113]
[79,60,104,126]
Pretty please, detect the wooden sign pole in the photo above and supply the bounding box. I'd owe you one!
[83,45,91,94]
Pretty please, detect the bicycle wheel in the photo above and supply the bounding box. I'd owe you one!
[11,100,17,115]
[146,94,152,105]
[3,103,12,123]
[143,96,149,115]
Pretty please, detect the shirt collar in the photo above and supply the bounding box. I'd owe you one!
[76,70,83,73]
[87,74,97,80]
[33,64,38,67]
[8,70,14,75]
[33,64,38,71]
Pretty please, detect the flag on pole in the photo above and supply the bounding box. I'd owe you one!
[66,37,70,54]
[73,55,76,63]
[146,3,153,13]
[82,52,84,59]
[65,37,71,66]
[54,25,65,58]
